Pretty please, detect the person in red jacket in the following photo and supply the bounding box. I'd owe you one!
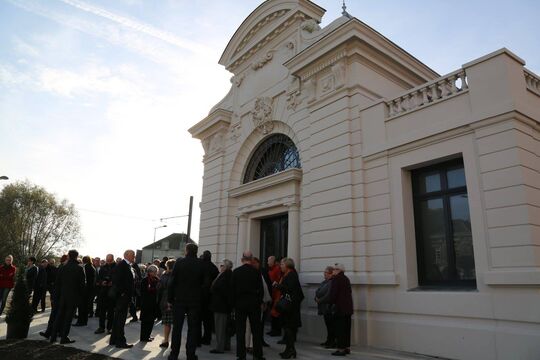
[0,255,17,316]
[267,255,283,337]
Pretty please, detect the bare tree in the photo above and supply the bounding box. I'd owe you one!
[0,181,81,265]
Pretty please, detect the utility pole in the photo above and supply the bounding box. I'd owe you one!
[186,196,193,241]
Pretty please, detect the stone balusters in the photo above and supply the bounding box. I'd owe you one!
[386,70,468,118]
[524,69,540,96]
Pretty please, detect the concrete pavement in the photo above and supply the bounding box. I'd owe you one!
[0,310,440,360]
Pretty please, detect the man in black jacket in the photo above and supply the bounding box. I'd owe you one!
[46,259,58,305]
[231,250,265,360]
[31,259,48,313]
[200,250,219,345]
[25,256,38,296]
[167,243,205,360]
[74,256,95,326]
[50,250,86,344]
[95,254,116,335]
[110,249,136,349]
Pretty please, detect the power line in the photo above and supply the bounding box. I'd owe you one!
[77,207,156,222]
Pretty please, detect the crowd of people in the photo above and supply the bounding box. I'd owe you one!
[0,246,354,359]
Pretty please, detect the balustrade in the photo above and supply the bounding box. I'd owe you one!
[524,69,540,96]
[386,70,468,118]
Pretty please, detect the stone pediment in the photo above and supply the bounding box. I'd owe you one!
[219,0,325,73]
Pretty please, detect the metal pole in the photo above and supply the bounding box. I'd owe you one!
[186,196,193,241]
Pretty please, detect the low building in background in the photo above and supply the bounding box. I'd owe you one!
[139,233,194,264]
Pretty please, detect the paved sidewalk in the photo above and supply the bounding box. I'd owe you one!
[0,311,438,360]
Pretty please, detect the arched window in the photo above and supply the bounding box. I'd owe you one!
[243,134,301,184]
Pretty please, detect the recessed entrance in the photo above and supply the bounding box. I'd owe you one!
[260,214,288,263]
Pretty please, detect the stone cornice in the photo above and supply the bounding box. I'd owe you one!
[228,168,302,198]
[284,18,439,83]
[189,109,232,140]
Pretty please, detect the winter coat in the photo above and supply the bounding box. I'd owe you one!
[0,264,16,289]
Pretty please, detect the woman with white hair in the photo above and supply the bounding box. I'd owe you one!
[209,258,233,354]
[139,264,159,342]
[329,263,353,356]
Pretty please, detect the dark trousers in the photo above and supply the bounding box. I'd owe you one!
[76,289,89,325]
[284,326,298,351]
[87,287,95,316]
[140,305,156,341]
[44,297,59,337]
[169,303,200,360]
[324,313,336,344]
[201,303,213,343]
[110,294,130,346]
[140,317,155,341]
[334,314,351,349]
[50,297,77,341]
[0,287,11,315]
[235,305,263,359]
[31,287,46,312]
[270,315,281,335]
[98,290,114,330]
[129,296,138,319]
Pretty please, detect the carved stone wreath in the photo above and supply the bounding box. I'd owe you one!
[252,97,274,134]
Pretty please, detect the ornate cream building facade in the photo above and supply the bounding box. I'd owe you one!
[188,1,540,359]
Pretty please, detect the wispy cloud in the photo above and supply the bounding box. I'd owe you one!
[5,0,212,73]
[58,0,209,54]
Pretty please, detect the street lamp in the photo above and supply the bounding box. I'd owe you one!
[151,224,167,261]
[0,176,8,180]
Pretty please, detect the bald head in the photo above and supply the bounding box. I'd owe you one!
[241,250,253,264]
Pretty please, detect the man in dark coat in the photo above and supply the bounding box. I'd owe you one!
[200,250,219,345]
[50,250,86,344]
[31,259,48,313]
[74,256,95,326]
[128,262,142,322]
[46,259,58,306]
[167,243,205,360]
[230,250,265,360]
[110,249,136,349]
[329,263,353,356]
[39,254,68,341]
[95,254,116,334]
[25,256,38,296]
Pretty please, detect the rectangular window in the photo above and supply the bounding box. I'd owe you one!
[412,158,476,288]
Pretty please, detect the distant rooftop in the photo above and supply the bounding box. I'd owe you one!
[142,233,195,250]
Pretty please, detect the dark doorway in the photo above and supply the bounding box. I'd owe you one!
[260,214,288,264]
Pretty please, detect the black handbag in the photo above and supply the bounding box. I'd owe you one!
[275,293,292,314]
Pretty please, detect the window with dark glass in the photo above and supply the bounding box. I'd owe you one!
[412,158,476,288]
[243,134,301,184]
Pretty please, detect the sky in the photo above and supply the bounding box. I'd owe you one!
[1,0,539,259]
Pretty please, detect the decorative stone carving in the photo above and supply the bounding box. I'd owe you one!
[320,74,334,95]
[251,51,275,71]
[286,90,302,111]
[229,122,242,142]
[305,77,317,104]
[231,73,245,87]
[332,60,346,90]
[301,19,320,33]
[252,97,274,134]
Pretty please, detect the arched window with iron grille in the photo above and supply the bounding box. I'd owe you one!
[243,134,301,184]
